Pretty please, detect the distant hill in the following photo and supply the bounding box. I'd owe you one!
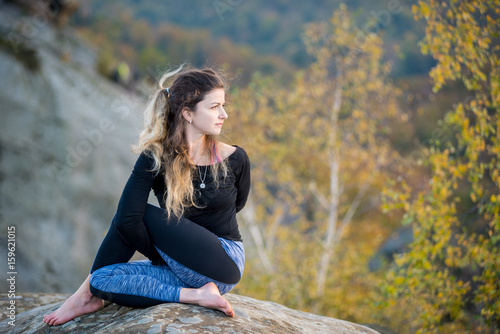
[72,0,435,80]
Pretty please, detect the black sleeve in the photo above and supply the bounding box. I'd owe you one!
[114,151,163,263]
[235,148,251,213]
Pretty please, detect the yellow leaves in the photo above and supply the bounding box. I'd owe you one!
[485,14,499,34]
[415,0,497,93]
[477,36,491,50]
[445,246,463,267]
[435,22,445,34]
[439,186,450,199]
[394,276,405,286]
[461,11,471,22]
[241,1,500,330]
[416,2,431,20]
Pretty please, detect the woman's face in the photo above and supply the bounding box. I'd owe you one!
[187,88,228,136]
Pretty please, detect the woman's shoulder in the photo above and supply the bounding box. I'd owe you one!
[218,142,237,159]
[219,143,249,163]
[134,149,163,176]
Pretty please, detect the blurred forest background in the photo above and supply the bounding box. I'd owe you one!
[1,0,499,333]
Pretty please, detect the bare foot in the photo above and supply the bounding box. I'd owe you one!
[180,282,235,317]
[43,275,105,326]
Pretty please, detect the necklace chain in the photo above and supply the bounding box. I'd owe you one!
[198,165,207,189]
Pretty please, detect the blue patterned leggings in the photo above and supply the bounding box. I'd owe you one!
[88,204,245,307]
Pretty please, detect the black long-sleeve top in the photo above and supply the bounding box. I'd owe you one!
[114,145,251,261]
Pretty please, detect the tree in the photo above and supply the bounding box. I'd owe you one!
[382,1,500,332]
[300,4,401,308]
[229,5,403,318]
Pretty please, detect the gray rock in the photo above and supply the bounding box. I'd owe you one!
[0,2,151,295]
[0,293,380,333]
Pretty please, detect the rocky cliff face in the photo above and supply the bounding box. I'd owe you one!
[0,3,149,294]
[0,293,380,333]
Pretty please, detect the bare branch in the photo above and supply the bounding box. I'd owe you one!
[309,181,329,210]
[265,202,287,254]
[240,194,273,273]
[336,163,379,243]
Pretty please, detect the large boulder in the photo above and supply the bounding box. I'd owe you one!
[0,293,380,333]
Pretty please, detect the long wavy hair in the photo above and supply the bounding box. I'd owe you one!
[131,66,229,219]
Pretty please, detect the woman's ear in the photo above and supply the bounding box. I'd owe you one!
[182,108,192,123]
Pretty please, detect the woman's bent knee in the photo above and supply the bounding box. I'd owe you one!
[89,274,113,301]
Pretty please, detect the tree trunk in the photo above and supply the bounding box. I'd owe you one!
[316,63,343,299]
[240,194,273,273]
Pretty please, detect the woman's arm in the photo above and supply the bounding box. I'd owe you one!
[235,148,251,213]
[114,151,163,263]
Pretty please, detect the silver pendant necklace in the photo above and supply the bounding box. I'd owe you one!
[198,165,207,189]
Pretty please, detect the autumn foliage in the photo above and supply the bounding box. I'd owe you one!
[380,0,500,332]
[224,2,500,333]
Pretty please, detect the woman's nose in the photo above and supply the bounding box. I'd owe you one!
[219,107,228,119]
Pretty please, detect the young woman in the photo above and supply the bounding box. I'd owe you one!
[43,67,251,326]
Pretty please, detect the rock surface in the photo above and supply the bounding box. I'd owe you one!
[0,293,379,333]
